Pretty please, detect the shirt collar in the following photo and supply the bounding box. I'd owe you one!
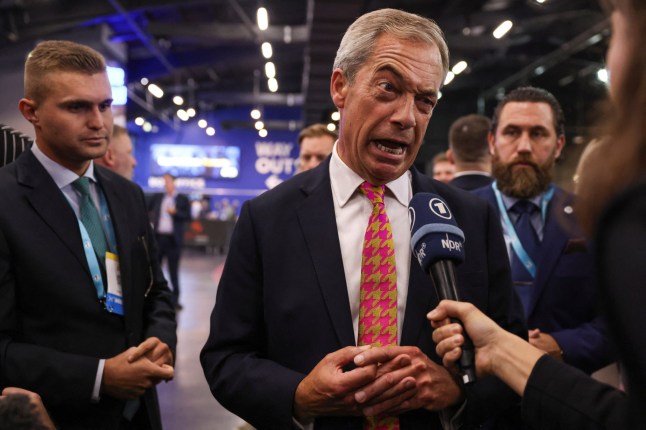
[330,142,411,208]
[31,142,96,189]
[500,189,544,211]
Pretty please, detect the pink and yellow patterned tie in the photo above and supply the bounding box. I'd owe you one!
[358,182,399,430]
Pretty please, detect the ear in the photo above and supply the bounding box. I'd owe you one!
[446,148,455,163]
[330,68,348,109]
[18,98,38,125]
[487,131,496,155]
[554,134,566,159]
[102,147,116,167]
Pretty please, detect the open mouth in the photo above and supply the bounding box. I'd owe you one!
[374,140,406,156]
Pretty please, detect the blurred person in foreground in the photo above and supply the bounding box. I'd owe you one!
[431,151,454,183]
[446,114,492,190]
[429,0,646,427]
[201,8,525,430]
[296,123,337,173]
[95,124,137,180]
[0,40,176,429]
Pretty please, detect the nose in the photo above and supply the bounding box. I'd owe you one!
[516,131,532,153]
[391,95,416,129]
[87,106,105,130]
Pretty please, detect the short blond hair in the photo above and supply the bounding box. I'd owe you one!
[24,40,106,102]
[297,123,337,146]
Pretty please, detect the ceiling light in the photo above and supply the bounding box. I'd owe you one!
[143,122,152,132]
[451,61,468,75]
[257,7,269,31]
[327,123,336,132]
[444,71,455,86]
[177,109,189,121]
[147,83,164,98]
[268,78,278,93]
[250,108,262,120]
[134,117,145,126]
[198,119,208,128]
[265,62,276,79]
[493,20,513,39]
[173,95,184,105]
[261,42,273,59]
[331,111,340,121]
[187,107,196,117]
[206,127,216,136]
[259,129,268,138]
[140,77,149,86]
[255,120,265,130]
[597,68,609,83]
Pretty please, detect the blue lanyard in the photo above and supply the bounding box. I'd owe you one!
[66,183,117,300]
[492,182,554,278]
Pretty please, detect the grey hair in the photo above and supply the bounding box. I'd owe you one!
[333,8,449,84]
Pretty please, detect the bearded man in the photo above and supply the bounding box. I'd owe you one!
[472,86,613,375]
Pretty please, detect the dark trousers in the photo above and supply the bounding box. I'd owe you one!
[156,233,181,306]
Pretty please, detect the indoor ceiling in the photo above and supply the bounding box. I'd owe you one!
[0,0,609,142]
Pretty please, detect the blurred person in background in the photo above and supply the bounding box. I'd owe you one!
[95,124,136,180]
[446,114,493,190]
[296,123,337,173]
[431,151,454,183]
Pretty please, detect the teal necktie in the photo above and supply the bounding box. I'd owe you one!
[72,177,108,263]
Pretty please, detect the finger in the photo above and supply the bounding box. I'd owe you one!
[442,346,463,368]
[431,322,462,344]
[435,334,464,357]
[354,345,405,368]
[361,377,417,416]
[128,337,161,362]
[148,363,175,381]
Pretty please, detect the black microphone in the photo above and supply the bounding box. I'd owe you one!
[409,193,476,384]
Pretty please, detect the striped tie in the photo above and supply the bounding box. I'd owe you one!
[358,182,399,430]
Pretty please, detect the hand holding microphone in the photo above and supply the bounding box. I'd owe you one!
[409,193,476,384]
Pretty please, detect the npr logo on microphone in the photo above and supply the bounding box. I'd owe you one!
[441,234,463,252]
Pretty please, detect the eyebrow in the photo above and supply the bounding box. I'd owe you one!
[376,65,438,99]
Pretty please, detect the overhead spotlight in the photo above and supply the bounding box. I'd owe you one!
[257,7,269,31]
[451,61,468,75]
[331,111,340,121]
[143,122,152,132]
[173,95,184,105]
[255,120,265,130]
[444,71,455,86]
[438,91,443,100]
[597,68,609,83]
[493,20,513,39]
[534,66,546,76]
[250,108,262,120]
[265,62,276,79]
[198,119,208,128]
[535,0,546,3]
[187,107,196,117]
[259,129,268,138]
[268,78,278,93]
[177,109,189,121]
[147,83,164,98]
[140,77,149,86]
[261,42,273,59]
[134,117,145,126]
[206,127,216,136]
[327,123,336,132]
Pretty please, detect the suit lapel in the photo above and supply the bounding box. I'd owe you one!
[17,152,89,275]
[296,164,356,347]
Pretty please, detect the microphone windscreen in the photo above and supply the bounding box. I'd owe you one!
[409,193,465,271]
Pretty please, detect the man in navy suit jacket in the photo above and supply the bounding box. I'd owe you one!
[201,9,525,429]
[447,114,494,191]
[0,40,176,430]
[472,86,613,374]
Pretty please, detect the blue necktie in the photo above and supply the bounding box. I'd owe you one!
[72,177,108,264]
[510,200,540,314]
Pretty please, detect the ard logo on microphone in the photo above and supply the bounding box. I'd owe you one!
[429,198,452,220]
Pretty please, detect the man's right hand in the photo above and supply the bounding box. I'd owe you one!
[101,347,174,399]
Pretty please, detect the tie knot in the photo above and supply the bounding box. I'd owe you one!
[511,200,538,216]
[72,176,92,196]
[359,182,385,206]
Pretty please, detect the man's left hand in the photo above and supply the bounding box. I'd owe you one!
[353,346,464,416]
[528,329,562,361]
[127,336,174,367]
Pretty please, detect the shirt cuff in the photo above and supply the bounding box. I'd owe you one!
[92,359,105,402]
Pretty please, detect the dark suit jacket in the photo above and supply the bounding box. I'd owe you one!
[201,159,526,429]
[148,192,191,246]
[449,173,493,191]
[472,184,613,374]
[0,151,177,429]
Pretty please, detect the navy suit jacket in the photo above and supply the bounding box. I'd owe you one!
[472,183,613,373]
[449,173,493,191]
[201,159,526,429]
[0,151,177,429]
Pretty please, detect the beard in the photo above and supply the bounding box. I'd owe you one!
[492,152,554,199]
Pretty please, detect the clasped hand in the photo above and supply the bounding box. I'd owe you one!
[293,344,463,422]
[101,336,174,399]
